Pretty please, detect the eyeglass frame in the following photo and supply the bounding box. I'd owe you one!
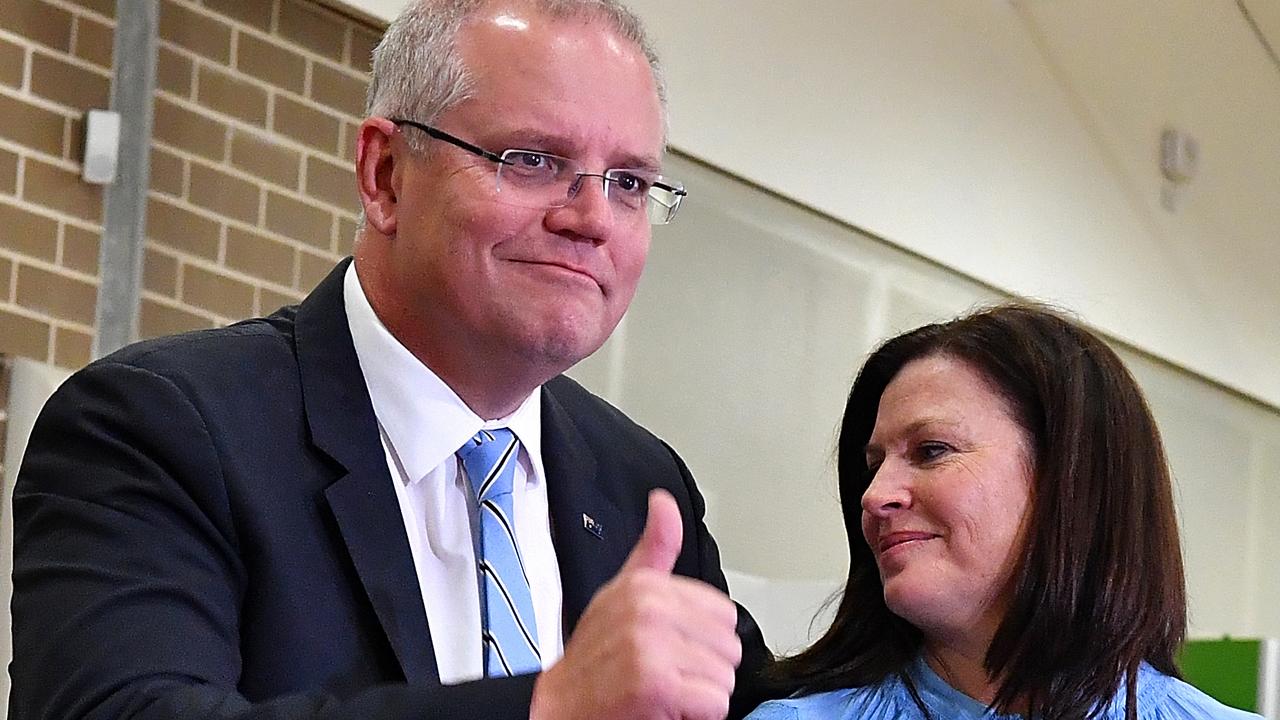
[388,118,688,225]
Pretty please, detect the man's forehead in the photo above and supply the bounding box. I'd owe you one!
[449,4,665,165]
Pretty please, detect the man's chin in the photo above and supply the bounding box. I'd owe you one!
[505,318,610,375]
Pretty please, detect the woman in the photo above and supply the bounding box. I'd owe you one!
[748,304,1258,720]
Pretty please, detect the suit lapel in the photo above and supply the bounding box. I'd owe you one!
[295,259,438,684]
[541,382,632,636]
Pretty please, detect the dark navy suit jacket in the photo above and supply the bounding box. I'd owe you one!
[8,260,772,719]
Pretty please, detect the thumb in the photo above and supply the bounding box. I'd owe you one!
[621,489,684,575]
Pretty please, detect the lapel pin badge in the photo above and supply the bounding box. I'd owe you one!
[581,513,604,539]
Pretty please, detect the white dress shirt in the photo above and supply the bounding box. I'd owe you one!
[343,263,564,685]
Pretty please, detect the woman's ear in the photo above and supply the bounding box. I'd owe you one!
[355,117,400,236]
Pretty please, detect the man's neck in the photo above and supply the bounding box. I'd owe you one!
[354,257,552,420]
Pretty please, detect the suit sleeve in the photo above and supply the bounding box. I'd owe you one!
[661,441,777,720]
[7,361,536,720]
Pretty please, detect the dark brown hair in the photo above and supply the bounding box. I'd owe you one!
[771,303,1186,720]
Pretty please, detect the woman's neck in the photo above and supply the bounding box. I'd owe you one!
[923,642,1002,706]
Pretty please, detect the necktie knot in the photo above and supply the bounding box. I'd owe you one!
[457,428,518,502]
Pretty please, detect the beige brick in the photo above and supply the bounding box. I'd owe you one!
[278,0,345,62]
[142,246,178,297]
[0,255,11,300]
[0,36,25,89]
[272,95,340,154]
[304,155,354,210]
[61,223,100,274]
[149,146,186,197]
[0,307,51,361]
[203,0,273,32]
[336,216,358,257]
[0,0,72,53]
[225,226,295,286]
[159,0,231,65]
[264,191,331,249]
[16,263,97,325]
[229,129,300,190]
[235,32,306,95]
[53,325,92,368]
[0,93,68,157]
[146,196,220,260]
[347,26,379,73]
[341,120,359,162]
[156,45,193,97]
[297,249,334,290]
[66,115,84,163]
[153,96,228,162]
[140,298,210,339]
[188,162,260,225]
[0,201,59,261]
[197,65,268,126]
[181,264,254,318]
[72,14,114,69]
[63,0,114,18]
[259,286,302,315]
[310,62,366,118]
[0,147,18,195]
[23,158,103,223]
[31,50,111,112]
[0,356,10,409]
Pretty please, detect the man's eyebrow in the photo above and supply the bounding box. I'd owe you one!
[613,152,662,172]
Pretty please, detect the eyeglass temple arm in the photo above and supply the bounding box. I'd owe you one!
[388,118,510,165]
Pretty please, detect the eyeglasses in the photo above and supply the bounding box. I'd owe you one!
[390,118,687,225]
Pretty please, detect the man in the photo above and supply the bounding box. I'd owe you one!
[8,0,772,718]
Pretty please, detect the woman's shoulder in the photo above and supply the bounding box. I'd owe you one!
[1122,665,1263,720]
[743,675,920,720]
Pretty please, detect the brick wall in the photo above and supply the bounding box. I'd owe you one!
[0,0,381,372]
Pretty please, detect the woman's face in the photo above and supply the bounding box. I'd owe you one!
[860,354,1033,648]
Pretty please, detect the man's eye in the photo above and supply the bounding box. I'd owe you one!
[509,152,555,172]
[612,172,650,195]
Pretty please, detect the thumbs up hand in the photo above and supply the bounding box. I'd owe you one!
[530,490,742,720]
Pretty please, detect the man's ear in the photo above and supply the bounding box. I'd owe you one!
[356,117,400,236]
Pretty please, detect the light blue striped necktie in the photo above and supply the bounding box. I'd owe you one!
[457,428,542,677]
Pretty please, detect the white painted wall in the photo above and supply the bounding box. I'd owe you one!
[570,152,1280,653]
[336,0,1280,412]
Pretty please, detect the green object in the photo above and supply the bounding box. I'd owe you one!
[1179,637,1259,712]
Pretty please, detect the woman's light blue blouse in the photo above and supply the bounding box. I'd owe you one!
[745,656,1261,720]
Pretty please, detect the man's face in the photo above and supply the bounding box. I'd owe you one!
[384,6,665,378]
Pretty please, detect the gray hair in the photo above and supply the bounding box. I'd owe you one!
[365,0,667,151]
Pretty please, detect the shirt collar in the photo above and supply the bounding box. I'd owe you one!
[343,262,544,486]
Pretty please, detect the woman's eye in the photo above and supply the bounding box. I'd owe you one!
[915,442,951,462]
[863,461,881,480]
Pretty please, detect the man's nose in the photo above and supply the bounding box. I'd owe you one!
[548,174,615,242]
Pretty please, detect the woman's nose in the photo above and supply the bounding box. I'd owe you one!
[860,460,911,517]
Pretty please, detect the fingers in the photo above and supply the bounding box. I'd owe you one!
[620,489,684,575]
[645,576,742,666]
